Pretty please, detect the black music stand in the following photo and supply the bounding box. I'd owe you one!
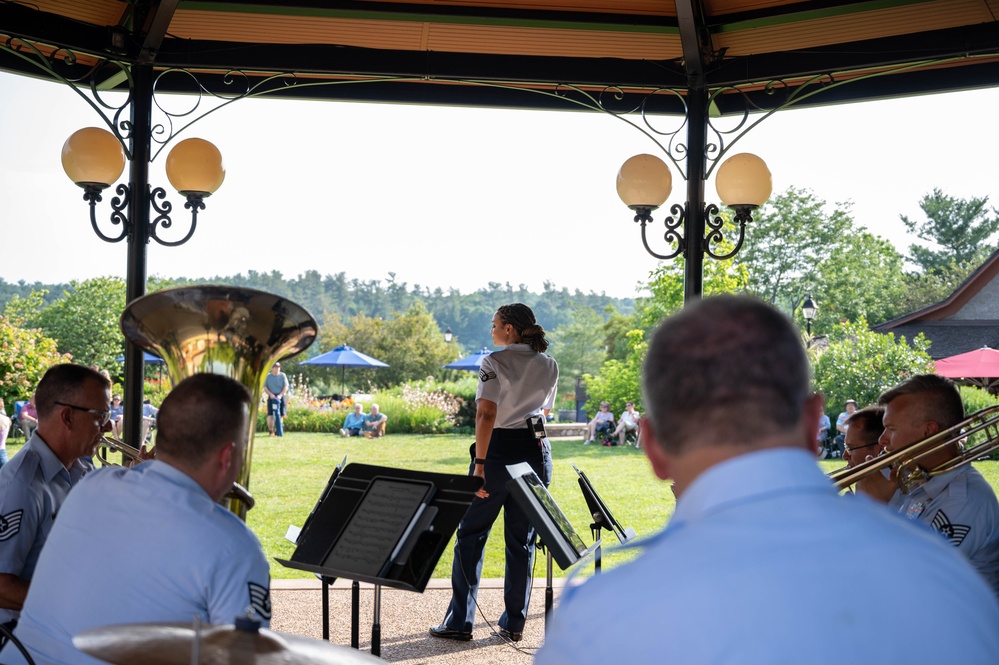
[277,463,480,656]
[505,462,599,624]
[572,464,636,574]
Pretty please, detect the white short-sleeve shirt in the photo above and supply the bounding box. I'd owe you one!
[477,343,558,430]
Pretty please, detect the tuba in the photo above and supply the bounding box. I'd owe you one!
[120,286,317,519]
[829,405,999,493]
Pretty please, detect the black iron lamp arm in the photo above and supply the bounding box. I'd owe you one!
[703,203,752,261]
[84,183,130,243]
[636,202,687,261]
[84,183,202,248]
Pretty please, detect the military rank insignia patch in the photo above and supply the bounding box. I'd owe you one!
[479,369,496,382]
[248,582,272,620]
[931,510,971,547]
[0,510,24,542]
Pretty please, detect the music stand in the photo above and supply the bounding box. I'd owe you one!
[505,462,599,623]
[278,463,480,656]
[284,456,347,643]
[572,464,636,573]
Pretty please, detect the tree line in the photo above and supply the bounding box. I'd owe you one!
[1,186,996,417]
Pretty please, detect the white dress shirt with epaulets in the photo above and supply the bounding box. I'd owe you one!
[889,463,999,596]
[477,343,558,429]
[2,461,271,665]
[0,433,89,624]
[536,448,999,665]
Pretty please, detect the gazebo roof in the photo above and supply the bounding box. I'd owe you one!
[2,1,998,112]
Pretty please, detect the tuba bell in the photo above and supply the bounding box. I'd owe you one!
[829,404,999,493]
[120,286,317,519]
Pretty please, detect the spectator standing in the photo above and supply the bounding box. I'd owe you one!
[263,362,289,437]
[536,295,999,664]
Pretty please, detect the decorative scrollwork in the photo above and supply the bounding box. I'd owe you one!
[637,202,687,260]
[703,203,751,261]
[84,183,129,243]
[147,187,200,247]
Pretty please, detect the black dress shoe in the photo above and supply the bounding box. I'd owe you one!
[429,625,473,641]
[499,628,522,642]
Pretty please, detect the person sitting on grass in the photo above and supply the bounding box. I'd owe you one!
[340,403,365,437]
[363,403,388,439]
[584,402,615,445]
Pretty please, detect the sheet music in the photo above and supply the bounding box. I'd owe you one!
[323,478,434,577]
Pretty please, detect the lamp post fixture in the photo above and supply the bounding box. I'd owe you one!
[63,128,224,247]
[617,150,772,304]
[444,327,454,344]
[60,65,226,447]
[802,293,818,336]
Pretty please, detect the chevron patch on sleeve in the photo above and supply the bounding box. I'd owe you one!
[931,510,971,547]
[248,582,272,620]
[0,510,24,542]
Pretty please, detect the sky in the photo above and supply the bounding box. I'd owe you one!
[1,70,999,300]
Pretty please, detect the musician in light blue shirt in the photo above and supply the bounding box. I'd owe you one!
[2,374,270,665]
[537,295,999,665]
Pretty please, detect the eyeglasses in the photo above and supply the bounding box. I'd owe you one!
[844,442,881,455]
[55,401,110,425]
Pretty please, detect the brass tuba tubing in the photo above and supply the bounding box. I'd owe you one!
[96,436,255,510]
[829,405,999,493]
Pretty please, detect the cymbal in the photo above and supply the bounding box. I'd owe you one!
[73,621,384,665]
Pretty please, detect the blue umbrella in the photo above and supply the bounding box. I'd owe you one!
[301,344,389,396]
[443,347,492,371]
[115,351,165,365]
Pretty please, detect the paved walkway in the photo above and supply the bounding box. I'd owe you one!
[270,577,565,664]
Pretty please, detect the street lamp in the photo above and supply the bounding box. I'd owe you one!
[444,327,454,344]
[802,293,818,336]
[617,151,772,301]
[62,128,225,246]
[61,123,225,446]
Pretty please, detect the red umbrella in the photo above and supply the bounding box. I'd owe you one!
[934,347,999,390]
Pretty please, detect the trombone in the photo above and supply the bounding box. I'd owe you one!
[829,404,999,493]
[96,436,255,510]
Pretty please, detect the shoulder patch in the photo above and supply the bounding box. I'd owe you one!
[479,368,497,382]
[0,510,24,542]
[248,581,272,620]
[931,509,971,547]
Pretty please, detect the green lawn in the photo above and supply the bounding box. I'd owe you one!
[8,434,999,581]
